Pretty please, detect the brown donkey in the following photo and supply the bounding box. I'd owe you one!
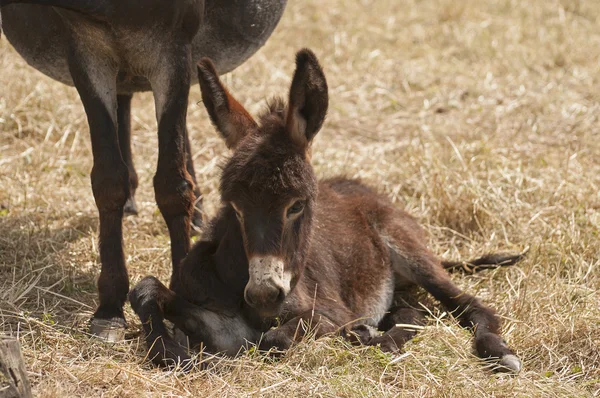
[129,49,523,373]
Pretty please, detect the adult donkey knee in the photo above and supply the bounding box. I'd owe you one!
[0,0,287,340]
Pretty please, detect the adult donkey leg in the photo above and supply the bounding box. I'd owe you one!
[117,94,140,216]
[118,94,194,221]
[150,44,195,290]
[67,43,130,340]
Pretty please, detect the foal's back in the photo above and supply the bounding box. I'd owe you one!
[292,177,423,327]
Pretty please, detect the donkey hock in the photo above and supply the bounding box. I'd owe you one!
[0,0,287,340]
[129,49,524,373]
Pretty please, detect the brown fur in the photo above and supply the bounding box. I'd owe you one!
[129,49,523,372]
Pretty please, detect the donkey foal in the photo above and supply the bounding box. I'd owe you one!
[130,49,523,373]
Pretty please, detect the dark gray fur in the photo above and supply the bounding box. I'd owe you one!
[2,1,286,92]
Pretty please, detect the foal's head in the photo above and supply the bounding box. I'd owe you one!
[197,49,328,317]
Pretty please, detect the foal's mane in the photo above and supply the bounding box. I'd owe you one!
[257,97,287,130]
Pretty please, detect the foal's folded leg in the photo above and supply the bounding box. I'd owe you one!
[258,310,340,352]
[128,276,194,369]
[344,307,425,353]
[368,307,426,353]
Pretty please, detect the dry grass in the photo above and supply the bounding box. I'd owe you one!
[1,0,600,396]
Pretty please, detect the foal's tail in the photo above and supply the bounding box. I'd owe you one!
[442,247,528,274]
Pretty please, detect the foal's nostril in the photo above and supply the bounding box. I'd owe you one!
[265,286,285,304]
[276,287,285,303]
[244,284,285,310]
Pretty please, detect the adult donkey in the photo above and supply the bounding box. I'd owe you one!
[0,0,287,340]
[129,49,523,373]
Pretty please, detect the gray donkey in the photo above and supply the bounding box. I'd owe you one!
[0,0,287,340]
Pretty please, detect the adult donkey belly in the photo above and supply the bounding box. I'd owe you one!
[2,0,287,93]
[192,0,287,75]
[2,6,73,87]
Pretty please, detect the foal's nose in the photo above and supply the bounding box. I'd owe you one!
[244,283,285,310]
[244,255,291,316]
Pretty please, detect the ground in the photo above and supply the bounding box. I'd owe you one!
[1,0,599,396]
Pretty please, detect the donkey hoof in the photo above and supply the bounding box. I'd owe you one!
[90,317,127,342]
[123,197,138,216]
[497,354,522,373]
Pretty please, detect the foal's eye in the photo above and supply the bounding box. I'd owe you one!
[287,200,306,217]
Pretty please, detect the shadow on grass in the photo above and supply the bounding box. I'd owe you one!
[0,212,102,335]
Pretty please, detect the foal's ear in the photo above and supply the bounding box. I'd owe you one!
[197,58,257,149]
[286,49,329,149]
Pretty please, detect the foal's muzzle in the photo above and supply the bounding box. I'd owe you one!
[244,255,291,317]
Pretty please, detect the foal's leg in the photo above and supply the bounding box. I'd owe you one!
[149,44,195,287]
[425,269,520,371]
[130,276,260,366]
[116,94,140,216]
[345,306,425,353]
[67,41,129,340]
[394,248,521,372]
[128,277,193,368]
[369,307,426,353]
[258,310,340,352]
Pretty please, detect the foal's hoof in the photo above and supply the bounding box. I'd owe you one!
[90,317,127,342]
[368,335,400,353]
[496,354,522,373]
[123,197,138,216]
[345,324,379,345]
